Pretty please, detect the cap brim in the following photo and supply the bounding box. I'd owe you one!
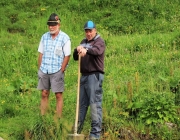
[84,27,94,30]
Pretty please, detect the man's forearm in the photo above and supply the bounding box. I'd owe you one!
[38,53,43,69]
[61,55,70,72]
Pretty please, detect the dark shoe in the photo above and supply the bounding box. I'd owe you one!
[71,122,83,134]
[89,136,100,140]
[77,122,83,134]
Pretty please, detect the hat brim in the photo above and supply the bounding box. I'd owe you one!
[47,22,58,26]
[84,27,94,30]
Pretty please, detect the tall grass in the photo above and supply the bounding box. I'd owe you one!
[0,0,180,139]
[1,31,180,139]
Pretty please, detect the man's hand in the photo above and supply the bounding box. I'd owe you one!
[77,46,87,57]
[80,47,87,57]
[77,46,83,53]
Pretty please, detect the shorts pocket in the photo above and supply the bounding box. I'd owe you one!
[54,70,64,82]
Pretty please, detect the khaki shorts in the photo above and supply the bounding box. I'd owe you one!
[37,70,64,93]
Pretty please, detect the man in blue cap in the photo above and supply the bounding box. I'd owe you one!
[73,20,106,140]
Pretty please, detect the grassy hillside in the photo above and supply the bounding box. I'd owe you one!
[0,0,180,139]
[1,0,180,35]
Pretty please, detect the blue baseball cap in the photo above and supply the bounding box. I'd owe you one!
[84,20,96,29]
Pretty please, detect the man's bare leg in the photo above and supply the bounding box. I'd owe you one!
[55,92,63,118]
[40,90,50,115]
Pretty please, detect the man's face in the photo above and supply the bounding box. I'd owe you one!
[85,28,96,41]
[48,24,60,35]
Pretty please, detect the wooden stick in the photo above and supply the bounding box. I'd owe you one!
[74,55,81,134]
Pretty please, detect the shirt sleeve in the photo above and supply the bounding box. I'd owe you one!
[63,40,71,56]
[38,39,43,54]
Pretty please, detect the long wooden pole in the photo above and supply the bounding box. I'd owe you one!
[74,55,81,134]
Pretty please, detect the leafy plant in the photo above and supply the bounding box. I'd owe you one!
[129,92,179,125]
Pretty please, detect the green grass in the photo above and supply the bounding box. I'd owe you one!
[0,0,180,139]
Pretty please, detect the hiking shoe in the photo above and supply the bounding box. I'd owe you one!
[89,137,100,140]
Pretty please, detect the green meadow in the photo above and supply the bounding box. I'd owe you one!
[0,0,180,139]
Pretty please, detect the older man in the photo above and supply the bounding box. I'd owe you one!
[37,13,71,118]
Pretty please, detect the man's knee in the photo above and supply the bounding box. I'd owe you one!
[41,90,49,98]
[55,92,63,100]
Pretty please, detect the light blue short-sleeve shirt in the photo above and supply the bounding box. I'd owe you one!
[38,31,71,74]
